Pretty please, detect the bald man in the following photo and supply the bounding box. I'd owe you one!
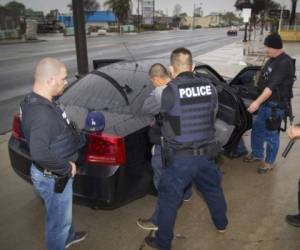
[20,58,87,250]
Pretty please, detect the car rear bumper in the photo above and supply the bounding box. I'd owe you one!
[8,137,154,209]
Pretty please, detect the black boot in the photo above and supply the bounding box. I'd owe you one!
[286,214,300,227]
[144,236,162,249]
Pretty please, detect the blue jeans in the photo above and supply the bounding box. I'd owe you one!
[251,104,285,164]
[150,145,192,225]
[31,164,75,250]
[154,155,228,250]
[235,138,247,154]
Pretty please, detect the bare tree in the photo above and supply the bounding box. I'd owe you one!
[173,4,182,17]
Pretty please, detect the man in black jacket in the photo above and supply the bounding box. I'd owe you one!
[244,33,295,173]
[21,58,87,250]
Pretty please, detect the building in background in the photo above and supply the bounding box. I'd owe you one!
[58,11,117,30]
[180,13,225,28]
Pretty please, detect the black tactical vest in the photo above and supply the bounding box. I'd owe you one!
[258,53,295,104]
[162,73,217,150]
[20,94,81,161]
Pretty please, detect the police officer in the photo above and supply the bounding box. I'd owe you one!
[244,33,295,174]
[144,48,228,250]
[20,58,87,250]
[137,63,192,232]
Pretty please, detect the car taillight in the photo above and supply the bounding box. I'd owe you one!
[85,132,126,166]
[12,114,21,140]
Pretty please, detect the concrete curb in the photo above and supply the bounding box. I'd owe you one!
[0,39,46,46]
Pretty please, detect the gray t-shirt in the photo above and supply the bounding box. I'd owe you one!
[142,85,167,115]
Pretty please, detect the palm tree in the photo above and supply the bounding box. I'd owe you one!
[68,0,100,11]
[235,0,281,37]
[104,0,131,27]
[259,0,280,35]
[289,0,298,26]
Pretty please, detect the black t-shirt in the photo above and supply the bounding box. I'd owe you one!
[21,92,72,175]
[259,52,294,102]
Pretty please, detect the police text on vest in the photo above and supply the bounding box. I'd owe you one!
[179,86,212,99]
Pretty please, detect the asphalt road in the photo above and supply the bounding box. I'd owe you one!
[0,28,241,134]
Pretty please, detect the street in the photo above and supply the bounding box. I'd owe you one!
[0,28,240,134]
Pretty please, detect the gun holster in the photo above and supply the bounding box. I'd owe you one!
[160,137,169,169]
[266,107,282,131]
[54,174,70,193]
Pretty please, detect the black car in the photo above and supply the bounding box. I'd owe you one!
[227,27,238,36]
[8,58,261,209]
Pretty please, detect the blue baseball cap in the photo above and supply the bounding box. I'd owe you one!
[84,111,105,132]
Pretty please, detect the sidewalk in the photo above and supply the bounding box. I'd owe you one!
[194,34,300,79]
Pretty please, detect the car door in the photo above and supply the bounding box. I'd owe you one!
[194,64,251,150]
[229,66,262,108]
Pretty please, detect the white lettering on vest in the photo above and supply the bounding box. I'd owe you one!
[179,88,186,98]
[179,85,212,99]
[185,88,192,98]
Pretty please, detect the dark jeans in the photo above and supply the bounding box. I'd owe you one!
[150,145,192,225]
[154,155,228,250]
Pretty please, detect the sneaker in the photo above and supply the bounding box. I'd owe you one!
[217,229,227,233]
[243,154,262,163]
[183,196,192,202]
[137,218,158,231]
[144,236,161,249]
[225,150,248,159]
[286,214,300,227]
[257,163,274,174]
[65,231,87,249]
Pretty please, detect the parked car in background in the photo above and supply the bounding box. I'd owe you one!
[227,26,238,36]
[8,58,261,209]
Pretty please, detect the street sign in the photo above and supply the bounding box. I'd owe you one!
[143,0,154,25]
[242,8,252,23]
[269,9,290,19]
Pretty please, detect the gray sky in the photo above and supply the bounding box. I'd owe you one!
[0,0,298,16]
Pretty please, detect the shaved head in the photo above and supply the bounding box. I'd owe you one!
[149,63,171,87]
[34,57,66,83]
[33,58,68,100]
[149,63,169,79]
[169,48,195,78]
[170,48,193,71]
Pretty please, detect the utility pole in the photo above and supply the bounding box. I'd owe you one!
[278,5,284,33]
[193,3,196,30]
[137,0,140,32]
[243,23,248,42]
[72,0,89,76]
[153,0,155,26]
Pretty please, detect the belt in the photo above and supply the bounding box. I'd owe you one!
[171,147,207,157]
[34,162,63,178]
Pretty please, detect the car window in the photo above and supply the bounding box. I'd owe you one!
[231,69,261,87]
[60,72,129,113]
[194,66,223,82]
[60,66,152,115]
